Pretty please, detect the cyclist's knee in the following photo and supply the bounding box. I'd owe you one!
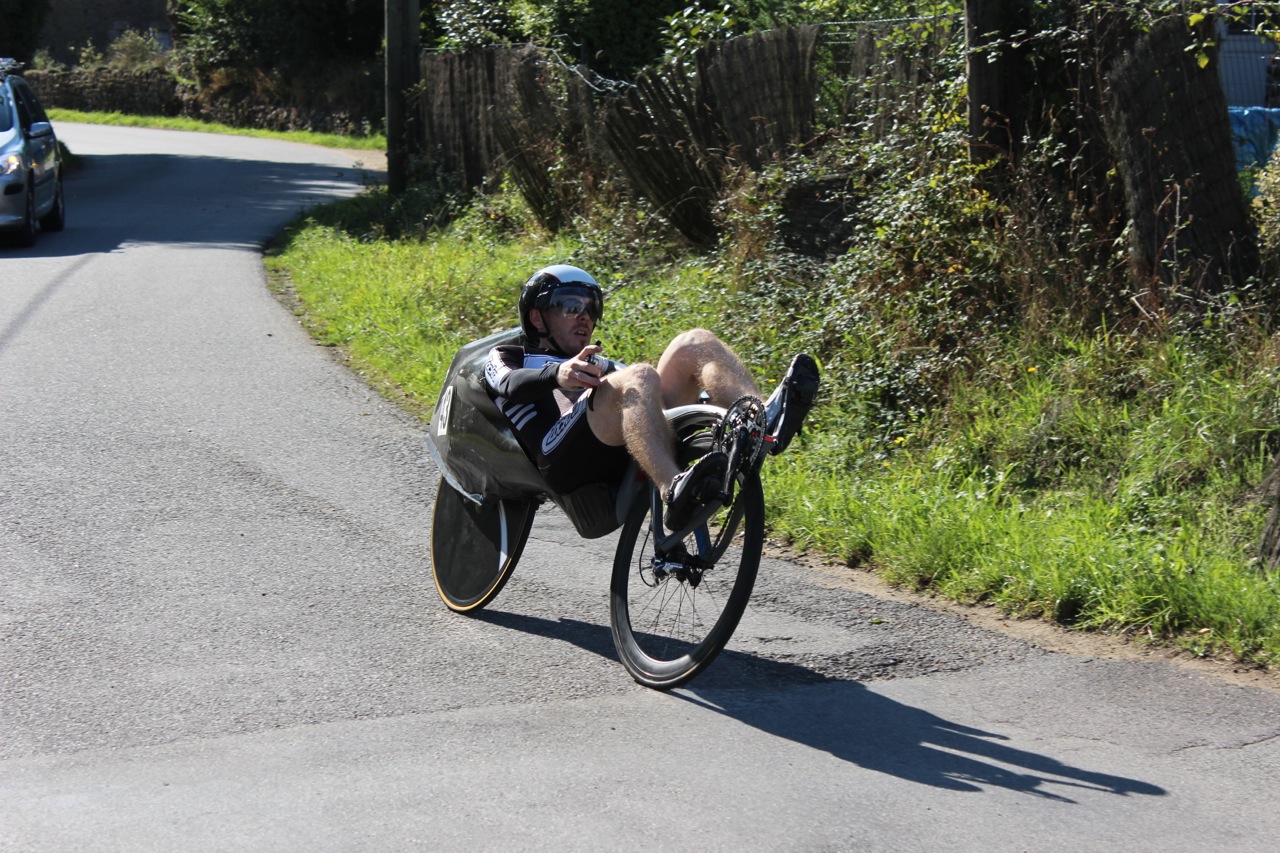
[620,362,662,401]
[599,363,660,405]
[589,365,660,443]
[669,328,718,353]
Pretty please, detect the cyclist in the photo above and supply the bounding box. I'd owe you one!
[484,264,819,531]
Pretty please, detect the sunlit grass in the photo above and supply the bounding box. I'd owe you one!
[48,108,386,151]
[765,332,1280,666]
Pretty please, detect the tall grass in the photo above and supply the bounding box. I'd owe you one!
[765,324,1280,665]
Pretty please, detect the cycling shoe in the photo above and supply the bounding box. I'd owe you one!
[664,451,728,531]
[765,354,820,455]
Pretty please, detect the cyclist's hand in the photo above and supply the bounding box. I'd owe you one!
[558,344,605,389]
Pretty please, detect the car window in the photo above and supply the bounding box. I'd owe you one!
[0,86,13,133]
[11,84,31,130]
[12,79,48,127]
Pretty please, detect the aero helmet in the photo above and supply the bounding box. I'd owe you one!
[518,264,603,342]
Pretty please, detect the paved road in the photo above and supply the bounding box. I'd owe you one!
[2,125,1279,852]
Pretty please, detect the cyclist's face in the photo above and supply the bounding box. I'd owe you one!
[533,292,598,353]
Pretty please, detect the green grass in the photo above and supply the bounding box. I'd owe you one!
[266,212,584,414]
[268,190,1280,671]
[48,108,386,151]
[760,327,1280,667]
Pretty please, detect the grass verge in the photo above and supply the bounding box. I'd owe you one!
[48,108,386,151]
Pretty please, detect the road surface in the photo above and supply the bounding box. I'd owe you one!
[2,124,1278,851]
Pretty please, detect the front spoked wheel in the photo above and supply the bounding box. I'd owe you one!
[610,469,764,689]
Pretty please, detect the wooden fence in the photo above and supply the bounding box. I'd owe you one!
[416,13,1255,284]
[416,21,955,247]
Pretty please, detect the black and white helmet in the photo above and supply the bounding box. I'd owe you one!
[518,264,604,342]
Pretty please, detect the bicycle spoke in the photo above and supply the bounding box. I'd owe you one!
[610,472,763,689]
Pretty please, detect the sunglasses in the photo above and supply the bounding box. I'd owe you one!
[547,292,601,320]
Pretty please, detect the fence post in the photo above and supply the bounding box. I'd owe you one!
[386,0,420,195]
[966,0,1016,166]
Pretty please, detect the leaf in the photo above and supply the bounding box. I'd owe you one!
[1197,51,1210,70]
[1189,13,1206,27]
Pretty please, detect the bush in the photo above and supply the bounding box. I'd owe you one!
[1254,150,1280,270]
[169,0,382,81]
[107,30,168,72]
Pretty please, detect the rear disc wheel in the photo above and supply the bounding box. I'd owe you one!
[431,476,536,612]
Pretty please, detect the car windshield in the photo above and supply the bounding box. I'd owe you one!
[0,89,13,133]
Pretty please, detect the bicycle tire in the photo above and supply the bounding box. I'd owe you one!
[431,476,537,612]
[609,467,764,689]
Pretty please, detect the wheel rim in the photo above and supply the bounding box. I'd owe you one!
[612,471,762,686]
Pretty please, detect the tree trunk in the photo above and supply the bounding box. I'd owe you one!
[1105,15,1259,304]
[966,0,1029,167]
[385,0,420,196]
[1258,455,1280,569]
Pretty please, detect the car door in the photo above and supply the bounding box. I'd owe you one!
[11,79,56,211]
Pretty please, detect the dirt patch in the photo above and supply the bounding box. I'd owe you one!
[769,540,1280,693]
[338,147,387,175]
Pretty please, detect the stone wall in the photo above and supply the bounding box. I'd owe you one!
[26,68,182,117]
[25,67,382,137]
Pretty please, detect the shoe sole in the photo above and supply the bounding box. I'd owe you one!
[665,452,728,530]
[770,355,819,454]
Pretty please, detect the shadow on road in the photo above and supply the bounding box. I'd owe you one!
[677,683,1167,802]
[0,151,371,356]
[473,610,828,687]
[0,152,371,260]
[475,609,1166,803]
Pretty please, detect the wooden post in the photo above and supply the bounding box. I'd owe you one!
[1260,461,1280,569]
[386,0,420,195]
[966,0,1012,166]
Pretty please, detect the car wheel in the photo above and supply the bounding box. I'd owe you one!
[15,180,37,247]
[40,172,65,232]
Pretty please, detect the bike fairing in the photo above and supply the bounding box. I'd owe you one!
[484,342,630,494]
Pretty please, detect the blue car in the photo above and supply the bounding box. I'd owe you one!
[1,59,65,247]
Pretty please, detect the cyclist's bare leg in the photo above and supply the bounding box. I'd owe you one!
[655,328,759,408]
[586,363,683,492]
[585,329,759,495]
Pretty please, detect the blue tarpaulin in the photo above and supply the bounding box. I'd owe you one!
[1229,106,1280,171]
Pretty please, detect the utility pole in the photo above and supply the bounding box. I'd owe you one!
[386,0,421,195]
[965,0,1014,167]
